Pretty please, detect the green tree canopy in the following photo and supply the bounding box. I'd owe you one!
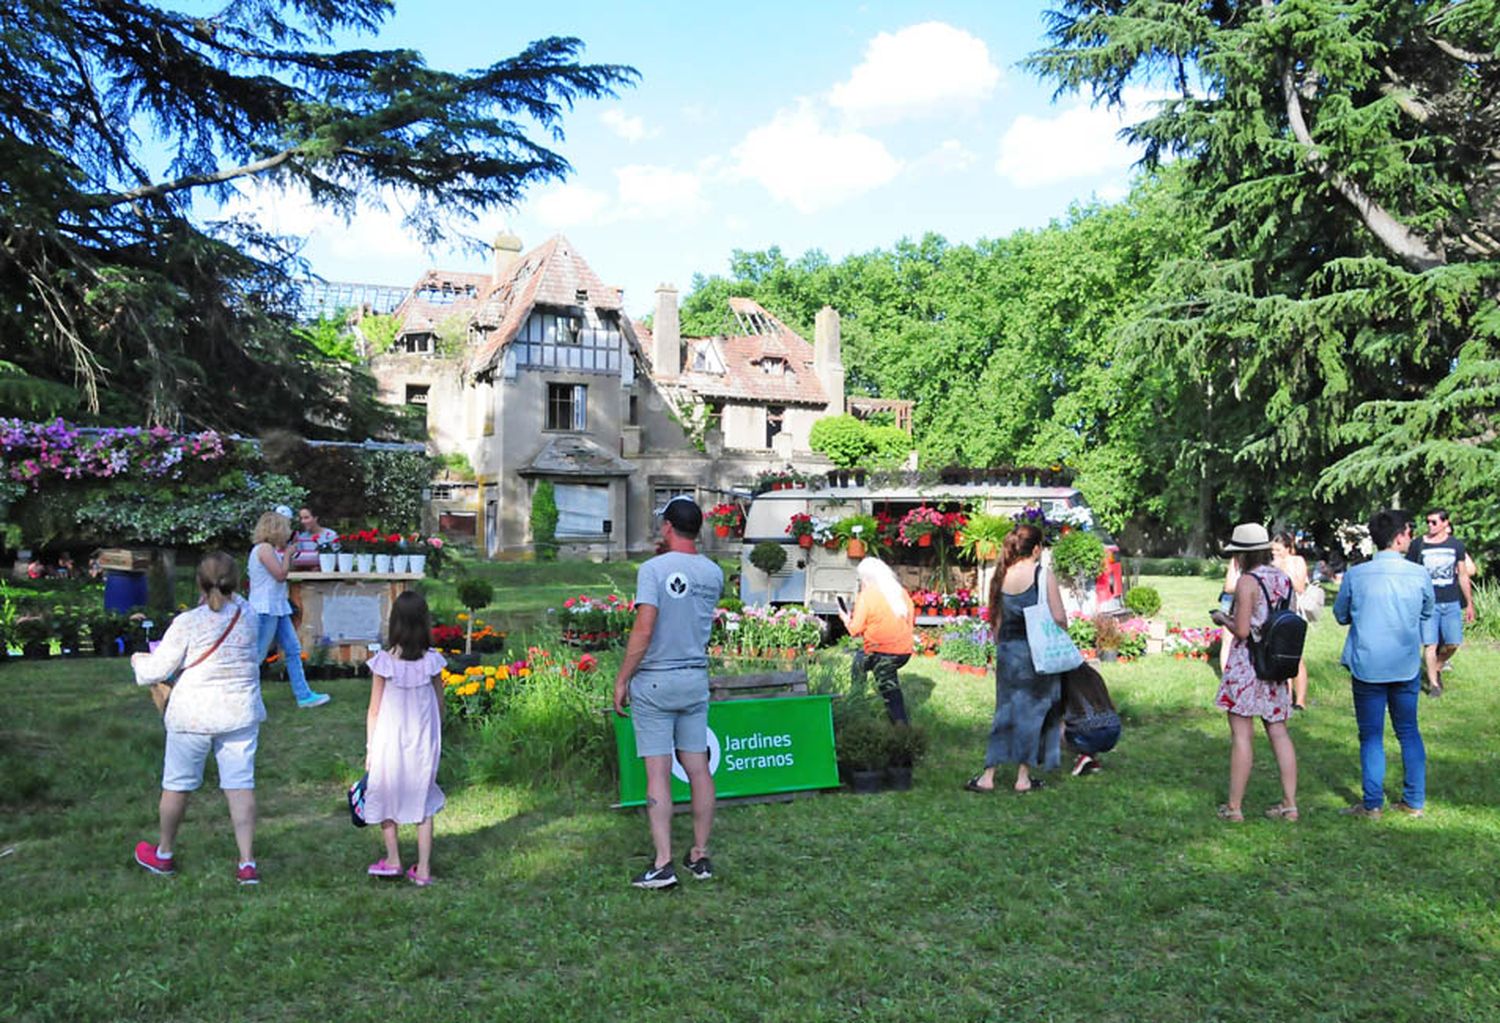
[0,0,635,435]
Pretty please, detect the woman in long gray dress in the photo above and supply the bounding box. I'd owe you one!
[965,523,1067,793]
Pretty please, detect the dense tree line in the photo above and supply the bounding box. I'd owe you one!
[684,0,1499,557]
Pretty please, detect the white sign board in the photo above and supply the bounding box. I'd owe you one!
[321,595,383,643]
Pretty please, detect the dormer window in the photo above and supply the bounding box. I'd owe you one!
[575,288,589,303]
[758,357,787,376]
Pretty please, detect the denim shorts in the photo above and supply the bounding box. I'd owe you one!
[162,724,259,791]
[1421,600,1464,647]
[1066,722,1121,756]
[629,667,709,757]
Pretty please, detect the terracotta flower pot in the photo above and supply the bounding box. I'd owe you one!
[846,539,866,558]
[715,524,730,538]
[824,538,840,550]
[798,535,813,548]
[917,533,932,548]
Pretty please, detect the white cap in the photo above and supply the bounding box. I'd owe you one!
[274,505,294,519]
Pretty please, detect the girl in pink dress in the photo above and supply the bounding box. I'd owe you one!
[363,592,447,885]
[1210,523,1299,823]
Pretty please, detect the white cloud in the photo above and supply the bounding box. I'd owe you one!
[600,108,657,143]
[527,182,612,228]
[614,164,706,219]
[829,21,1000,124]
[732,103,902,213]
[914,139,977,174]
[995,88,1169,189]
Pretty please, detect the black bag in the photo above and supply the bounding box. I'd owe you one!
[1248,575,1307,682]
[347,773,369,828]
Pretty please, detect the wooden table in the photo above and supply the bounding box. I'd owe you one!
[287,572,421,666]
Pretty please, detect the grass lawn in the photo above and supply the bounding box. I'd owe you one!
[3,573,1498,1022]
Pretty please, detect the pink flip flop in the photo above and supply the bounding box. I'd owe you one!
[366,859,401,878]
[405,866,434,887]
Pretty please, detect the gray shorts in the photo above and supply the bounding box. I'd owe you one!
[629,667,709,758]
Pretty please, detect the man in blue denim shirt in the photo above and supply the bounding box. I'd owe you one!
[1332,509,1435,818]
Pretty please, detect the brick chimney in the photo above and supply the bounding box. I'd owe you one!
[653,283,681,377]
[492,230,523,284]
[814,305,845,415]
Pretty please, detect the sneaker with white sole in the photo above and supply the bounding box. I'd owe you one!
[236,863,259,885]
[297,692,331,709]
[682,851,713,880]
[134,841,176,876]
[631,862,678,890]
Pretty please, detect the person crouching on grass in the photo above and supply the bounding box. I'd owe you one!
[131,552,264,885]
[838,556,915,724]
[363,592,448,886]
[613,496,724,890]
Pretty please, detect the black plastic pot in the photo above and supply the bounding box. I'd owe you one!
[849,769,884,794]
[886,766,914,791]
[1099,650,1119,663]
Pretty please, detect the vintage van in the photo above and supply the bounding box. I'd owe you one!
[737,480,1124,622]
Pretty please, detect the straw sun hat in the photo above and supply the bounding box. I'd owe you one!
[1222,523,1272,552]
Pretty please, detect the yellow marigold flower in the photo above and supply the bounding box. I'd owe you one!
[496,665,510,680]
[485,678,496,691]
[518,667,531,678]
[466,666,482,676]
[457,612,469,621]
[483,666,497,676]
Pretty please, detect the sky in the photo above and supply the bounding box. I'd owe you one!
[223,1,1164,319]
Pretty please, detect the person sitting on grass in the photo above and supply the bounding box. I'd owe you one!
[130,551,264,885]
[1209,523,1299,823]
[1061,663,1121,776]
[363,591,448,886]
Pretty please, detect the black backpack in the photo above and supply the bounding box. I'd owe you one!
[1247,575,1307,682]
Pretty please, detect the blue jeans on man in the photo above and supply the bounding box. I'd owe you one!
[1350,675,1425,811]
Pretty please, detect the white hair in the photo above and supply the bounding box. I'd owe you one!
[856,556,909,620]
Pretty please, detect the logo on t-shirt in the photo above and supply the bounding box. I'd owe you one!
[665,572,690,598]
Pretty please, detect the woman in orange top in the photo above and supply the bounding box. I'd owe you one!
[838,557,916,724]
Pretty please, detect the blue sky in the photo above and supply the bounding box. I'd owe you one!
[227,1,1163,317]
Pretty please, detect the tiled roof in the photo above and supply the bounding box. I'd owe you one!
[659,299,828,406]
[466,235,622,374]
[519,435,636,477]
[393,270,492,336]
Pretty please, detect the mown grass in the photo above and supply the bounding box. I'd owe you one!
[2,575,1498,1023]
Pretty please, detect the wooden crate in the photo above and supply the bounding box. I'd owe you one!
[98,548,152,572]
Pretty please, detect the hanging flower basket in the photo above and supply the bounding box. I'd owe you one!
[846,538,866,558]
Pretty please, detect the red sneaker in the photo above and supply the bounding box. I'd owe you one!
[236,863,259,885]
[134,841,176,876]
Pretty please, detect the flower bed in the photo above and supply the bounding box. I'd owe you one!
[1164,624,1223,661]
[557,593,634,648]
[441,645,601,718]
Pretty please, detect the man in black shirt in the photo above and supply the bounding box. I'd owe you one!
[1407,509,1474,696]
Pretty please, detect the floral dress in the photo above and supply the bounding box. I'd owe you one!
[1215,565,1293,722]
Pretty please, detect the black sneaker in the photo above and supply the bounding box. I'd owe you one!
[682,851,713,880]
[631,862,678,890]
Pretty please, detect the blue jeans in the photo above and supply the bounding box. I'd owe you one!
[257,613,314,702]
[1351,675,1425,810]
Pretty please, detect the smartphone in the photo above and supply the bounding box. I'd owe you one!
[836,594,850,614]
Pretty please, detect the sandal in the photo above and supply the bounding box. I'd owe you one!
[963,775,996,793]
[1264,804,1300,821]
[1216,804,1244,822]
[405,865,434,887]
[1015,777,1047,795]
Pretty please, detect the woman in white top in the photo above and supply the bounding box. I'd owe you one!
[249,511,330,709]
[131,552,265,884]
[1272,531,1312,711]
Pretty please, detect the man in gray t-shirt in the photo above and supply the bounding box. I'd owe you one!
[613,496,723,890]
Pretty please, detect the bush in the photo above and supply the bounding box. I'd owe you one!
[1470,580,1500,642]
[835,714,889,773]
[808,415,870,468]
[1124,586,1162,617]
[457,577,494,612]
[530,480,559,561]
[749,541,787,574]
[886,723,929,768]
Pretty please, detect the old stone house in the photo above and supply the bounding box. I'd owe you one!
[369,233,869,559]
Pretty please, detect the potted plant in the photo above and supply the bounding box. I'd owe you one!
[835,715,888,794]
[834,514,880,559]
[898,506,942,548]
[88,610,129,657]
[316,535,339,573]
[406,532,443,576]
[1092,614,1123,662]
[373,532,400,574]
[335,534,356,573]
[885,723,928,791]
[957,513,1010,563]
[811,516,838,549]
[707,503,743,539]
[14,614,51,659]
[456,576,494,655]
[749,541,787,576]
[785,513,815,548]
[1051,529,1106,605]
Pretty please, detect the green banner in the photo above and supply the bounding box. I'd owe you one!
[612,695,840,807]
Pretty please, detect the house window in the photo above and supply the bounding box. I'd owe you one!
[546,383,587,431]
[404,384,430,406]
[652,484,696,516]
[554,483,609,537]
[758,357,786,375]
[766,405,784,448]
[628,394,639,426]
[400,333,433,355]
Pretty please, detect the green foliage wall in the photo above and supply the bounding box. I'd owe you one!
[531,480,559,561]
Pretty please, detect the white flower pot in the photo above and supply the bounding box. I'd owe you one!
[355,554,374,573]
[374,554,392,574]
[391,554,410,574]
[318,554,337,573]
[408,554,427,576]
[336,553,355,573]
